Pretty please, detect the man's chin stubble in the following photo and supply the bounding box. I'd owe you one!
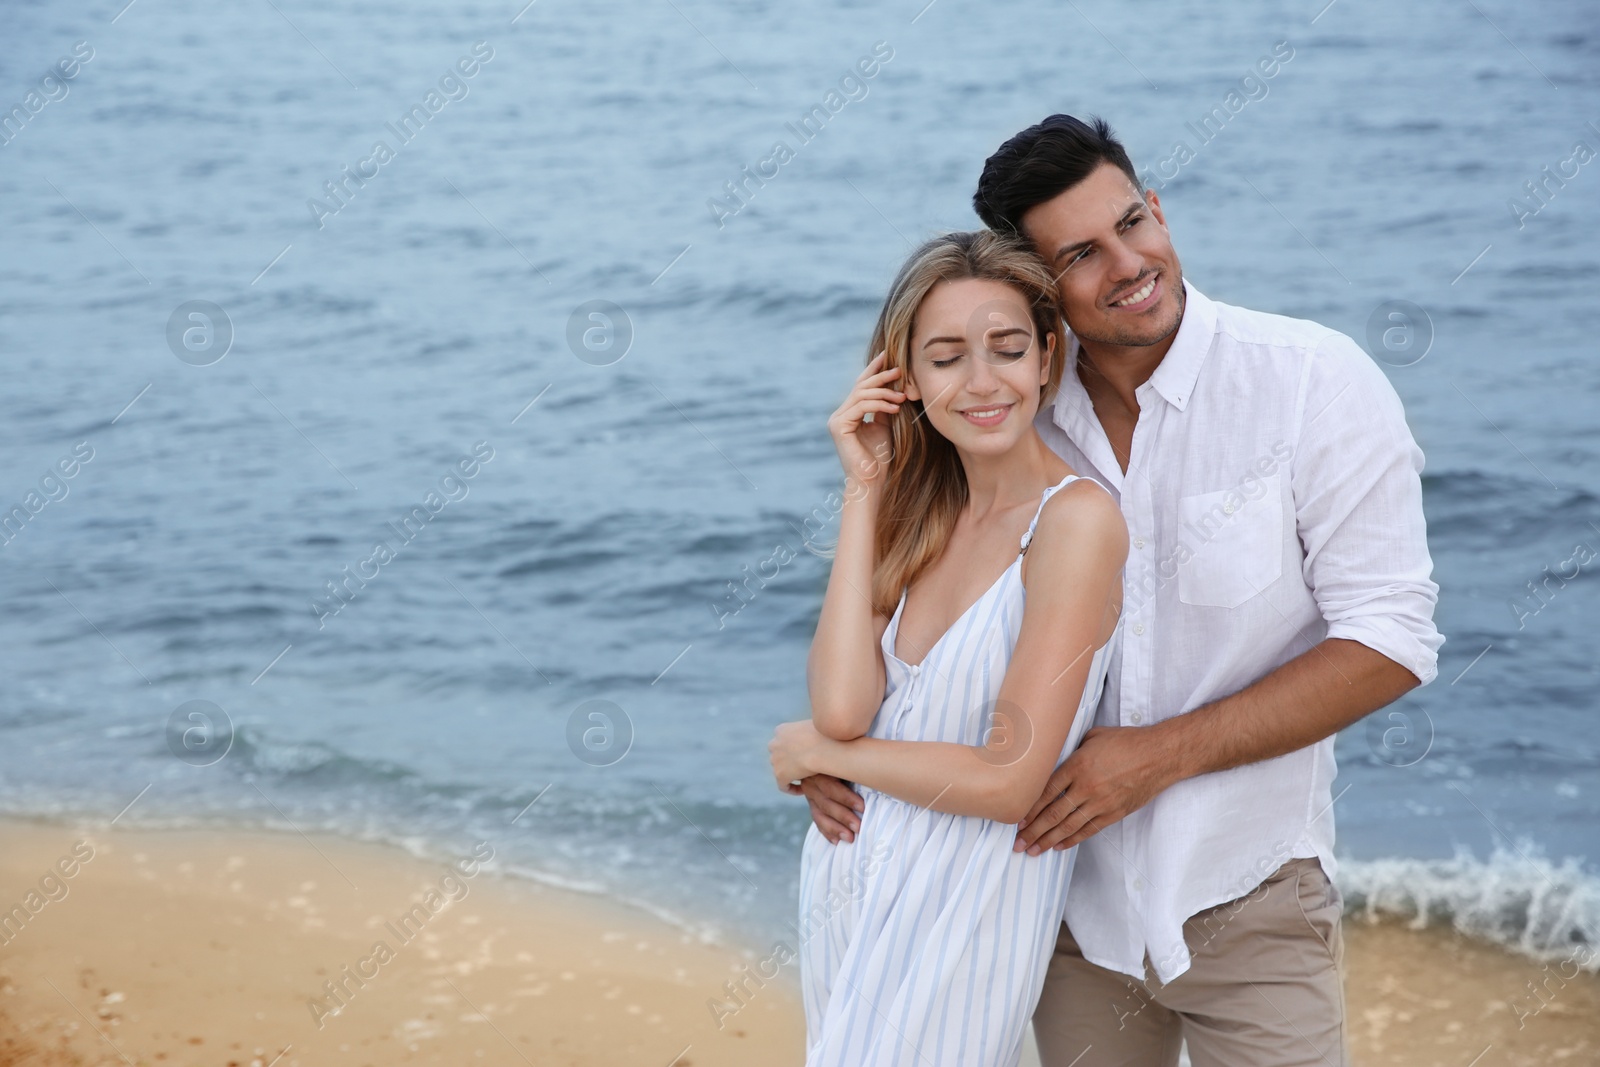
[1074,274,1186,349]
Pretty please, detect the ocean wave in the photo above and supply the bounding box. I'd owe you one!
[226,727,422,788]
[1421,469,1600,547]
[1339,845,1598,970]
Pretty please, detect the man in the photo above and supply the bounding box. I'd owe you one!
[799,114,1442,1066]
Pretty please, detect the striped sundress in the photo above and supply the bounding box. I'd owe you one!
[797,473,1120,1067]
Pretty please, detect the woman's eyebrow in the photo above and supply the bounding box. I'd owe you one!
[921,325,1030,350]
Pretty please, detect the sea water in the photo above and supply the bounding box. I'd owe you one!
[1,0,1596,966]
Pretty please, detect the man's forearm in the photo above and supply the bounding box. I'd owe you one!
[1153,637,1420,783]
[1013,637,1422,853]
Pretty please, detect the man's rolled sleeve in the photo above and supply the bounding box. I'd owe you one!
[1291,331,1444,685]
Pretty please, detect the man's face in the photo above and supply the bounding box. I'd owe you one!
[1020,162,1184,350]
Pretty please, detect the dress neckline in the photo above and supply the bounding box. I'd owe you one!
[887,557,1019,669]
[885,474,1079,670]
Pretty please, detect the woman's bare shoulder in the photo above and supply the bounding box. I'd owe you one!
[1029,478,1128,570]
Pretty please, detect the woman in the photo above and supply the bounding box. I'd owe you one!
[768,230,1127,1066]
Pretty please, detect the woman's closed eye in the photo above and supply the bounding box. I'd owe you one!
[930,350,1027,368]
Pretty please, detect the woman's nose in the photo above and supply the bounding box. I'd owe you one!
[964,351,1002,393]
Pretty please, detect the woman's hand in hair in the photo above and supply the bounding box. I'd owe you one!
[828,350,902,489]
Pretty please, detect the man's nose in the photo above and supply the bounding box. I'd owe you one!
[1104,239,1144,289]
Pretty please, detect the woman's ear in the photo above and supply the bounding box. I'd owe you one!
[1039,331,1056,389]
[900,358,921,402]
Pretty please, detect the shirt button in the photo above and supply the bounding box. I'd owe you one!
[910,664,920,677]
[1133,537,1146,549]
[1130,711,1143,724]
[1132,623,1145,636]
[1133,878,1145,891]
[1223,503,1235,515]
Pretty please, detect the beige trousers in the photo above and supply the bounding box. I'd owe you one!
[1032,857,1350,1067]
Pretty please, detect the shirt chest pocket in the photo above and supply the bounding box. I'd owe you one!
[1175,473,1284,609]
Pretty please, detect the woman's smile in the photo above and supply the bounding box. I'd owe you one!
[958,402,1014,428]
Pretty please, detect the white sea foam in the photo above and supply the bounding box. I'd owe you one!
[1337,844,1599,970]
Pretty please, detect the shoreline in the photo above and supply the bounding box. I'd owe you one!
[1,815,1597,1066]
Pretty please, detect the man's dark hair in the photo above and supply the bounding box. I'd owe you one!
[973,114,1142,236]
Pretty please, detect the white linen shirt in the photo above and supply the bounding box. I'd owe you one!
[1034,279,1443,984]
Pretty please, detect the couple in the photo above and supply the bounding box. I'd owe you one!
[767,114,1442,1067]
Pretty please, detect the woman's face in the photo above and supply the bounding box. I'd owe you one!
[903,277,1054,457]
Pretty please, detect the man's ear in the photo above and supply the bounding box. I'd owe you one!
[1145,188,1168,229]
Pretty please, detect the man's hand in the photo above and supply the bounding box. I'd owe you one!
[1012,725,1179,855]
[800,774,864,844]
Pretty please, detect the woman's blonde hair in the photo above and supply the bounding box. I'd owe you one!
[863,229,1066,616]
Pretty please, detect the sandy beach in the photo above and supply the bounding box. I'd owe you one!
[1,817,1594,1067]
[0,818,800,1066]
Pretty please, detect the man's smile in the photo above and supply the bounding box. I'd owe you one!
[1108,273,1160,310]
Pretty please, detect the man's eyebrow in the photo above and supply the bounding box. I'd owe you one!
[1048,200,1146,265]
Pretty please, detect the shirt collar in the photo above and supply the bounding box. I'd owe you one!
[1050,276,1216,426]
[1045,279,1216,480]
[1143,278,1215,412]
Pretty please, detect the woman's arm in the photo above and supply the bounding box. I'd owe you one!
[807,488,891,740]
[775,481,1127,823]
[806,352,903,741]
